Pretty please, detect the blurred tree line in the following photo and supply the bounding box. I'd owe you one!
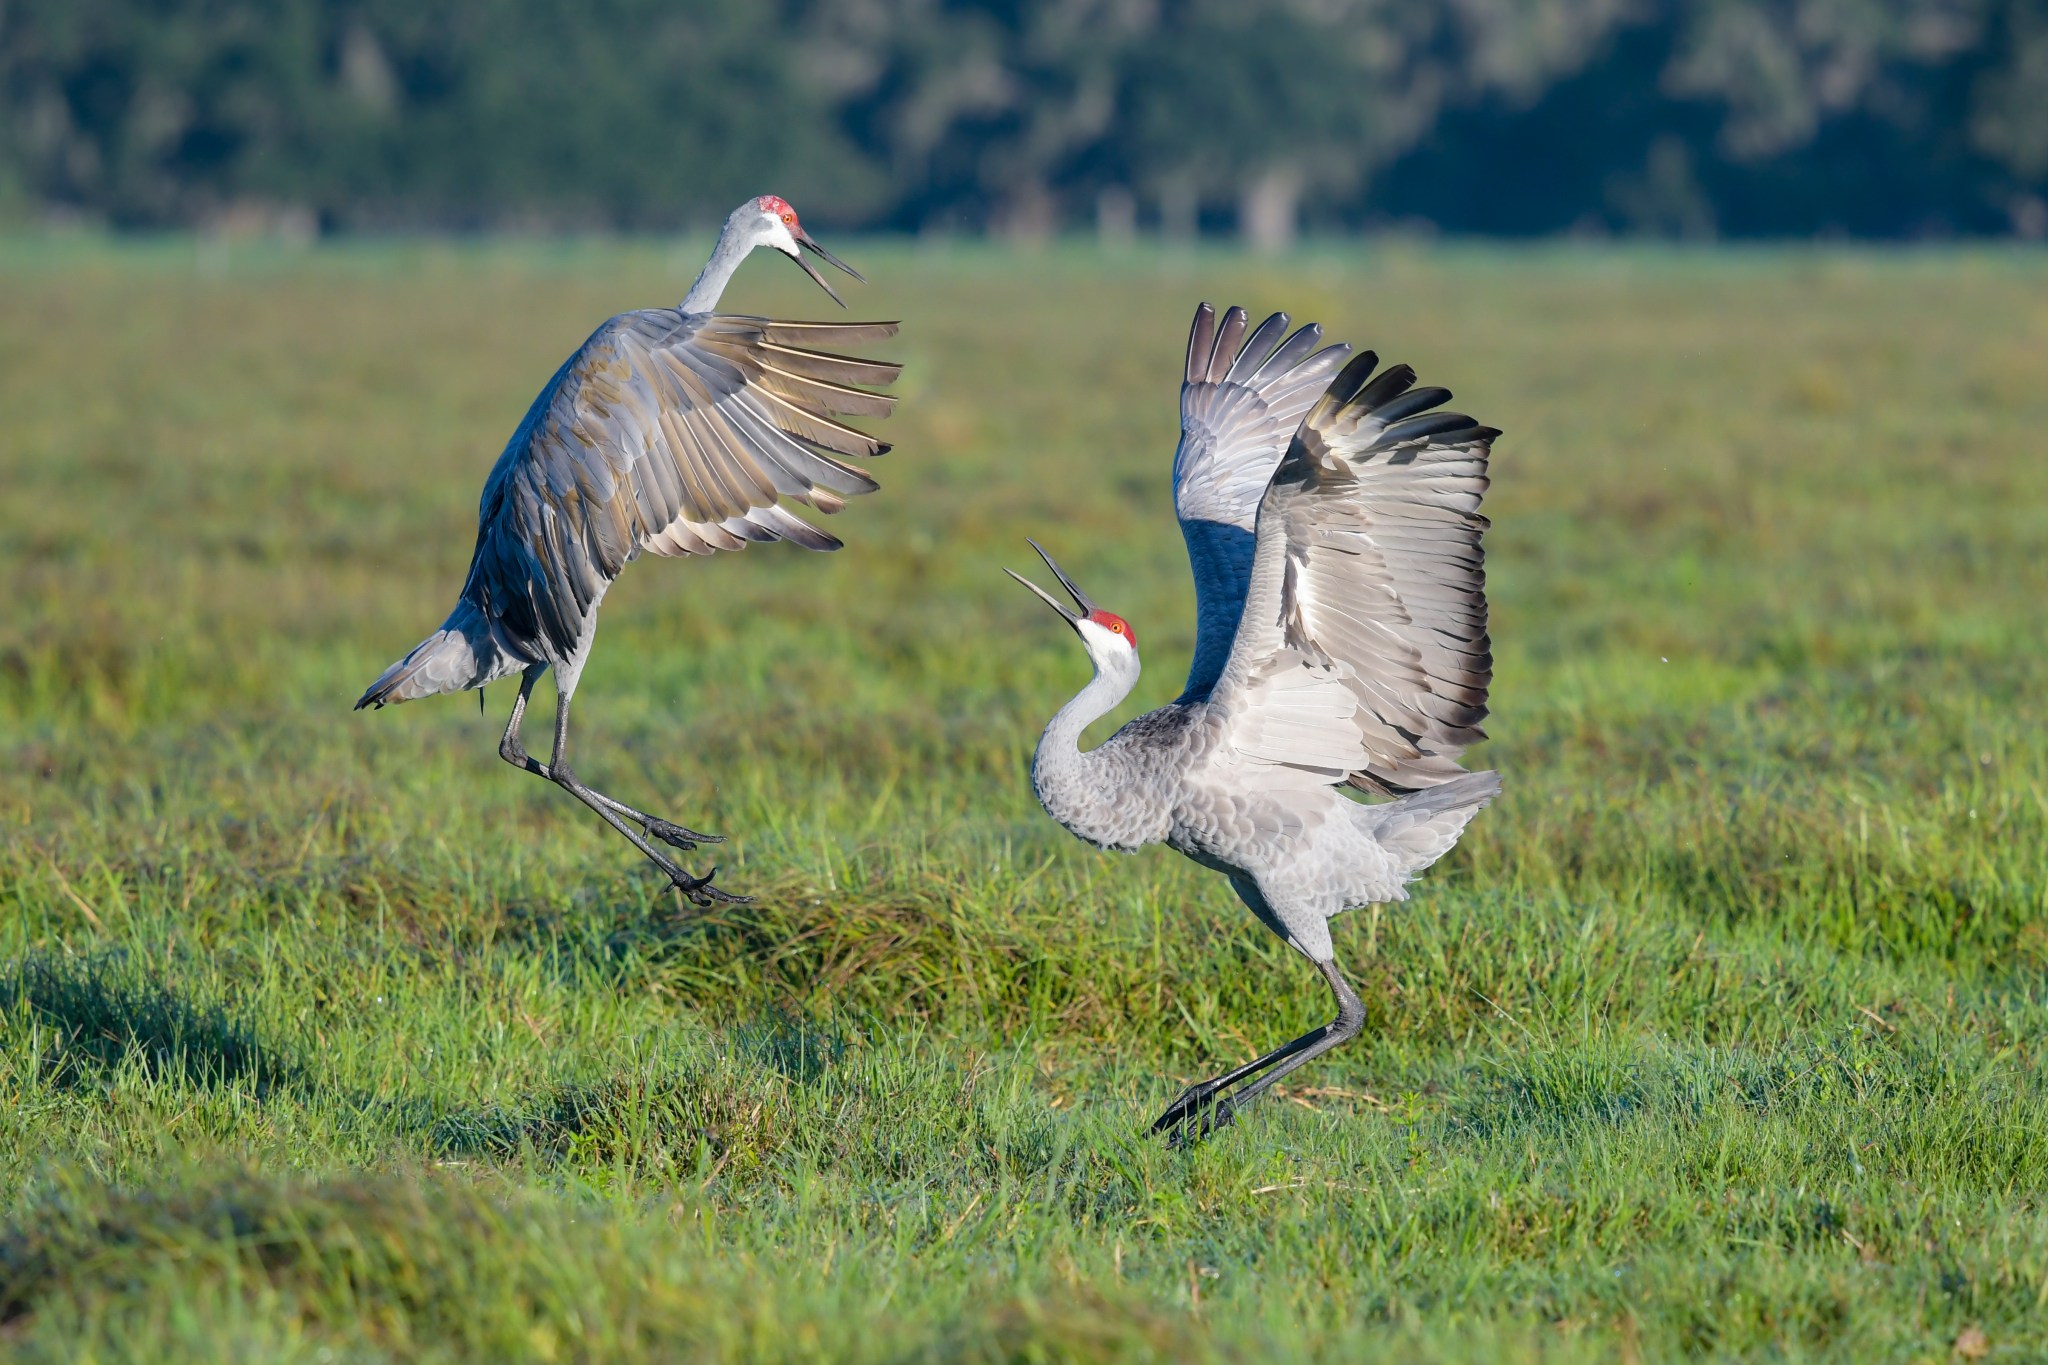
[2,0,2043,240]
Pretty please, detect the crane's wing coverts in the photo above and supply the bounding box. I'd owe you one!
[1173,304,1351,701]
[1210,349,1495,795]
[462,310,899,660]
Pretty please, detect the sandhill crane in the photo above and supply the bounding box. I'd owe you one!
[357,196,899,905]
[1009,303,1500,1145]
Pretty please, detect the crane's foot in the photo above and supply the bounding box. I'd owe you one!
[1170,1101,1240,1149]
[670,864,753,909]
[1151,1080,1218,1135]
[642,816,723,851]
[1150,1080,1240,1148]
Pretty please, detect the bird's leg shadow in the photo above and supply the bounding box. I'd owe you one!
[497,671,747,907]
[1151,957,1364,1148]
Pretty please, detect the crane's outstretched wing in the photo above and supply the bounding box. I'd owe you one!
[1173,304,1351,701]
[462,309,899,661]
[1209,348,1495,796]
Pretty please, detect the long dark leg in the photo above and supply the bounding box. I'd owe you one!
[1151,958,1364,1148]
[499,672,746,907]
[498,668,724,854]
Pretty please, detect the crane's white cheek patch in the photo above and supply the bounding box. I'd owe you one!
[1075,619,1139,662]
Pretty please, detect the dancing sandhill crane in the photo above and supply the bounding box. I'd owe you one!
[1010,303,1500,1144]
[358,196,899,904]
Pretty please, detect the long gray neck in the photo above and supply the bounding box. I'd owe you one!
[1032,662,1142,850]
[680,219,754,314]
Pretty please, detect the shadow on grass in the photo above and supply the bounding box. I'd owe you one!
[736,1007,847,1083]
[1447,1043,1648,1142]
[0,953,305,1096]
[0,949,871,1178]
[472,867,988,1014]
[427,1007,844,1168]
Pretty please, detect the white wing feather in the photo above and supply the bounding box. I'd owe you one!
[1210,348,1496,795]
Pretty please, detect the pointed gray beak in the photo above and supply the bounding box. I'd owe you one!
[787,229,865,309]
[1005,538,1097,627]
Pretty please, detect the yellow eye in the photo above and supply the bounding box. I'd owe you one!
[782,213,794,224]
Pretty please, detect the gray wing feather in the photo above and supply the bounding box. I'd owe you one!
[460,310,899,661]
[1172,303,1352,701]
[1211,349,1496,795]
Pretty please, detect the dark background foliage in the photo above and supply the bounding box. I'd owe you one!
[2,0,2043,240]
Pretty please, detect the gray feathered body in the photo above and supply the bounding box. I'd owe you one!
[1027,304,1501,965]
[1033,687,1497,964]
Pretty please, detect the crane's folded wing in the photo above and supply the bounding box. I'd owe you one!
[1209,350,1495,795]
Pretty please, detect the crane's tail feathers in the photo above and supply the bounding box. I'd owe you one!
[1375,770,1501,878]
[355,628,487,709]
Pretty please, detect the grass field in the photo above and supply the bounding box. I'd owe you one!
[2,236,2046,1361]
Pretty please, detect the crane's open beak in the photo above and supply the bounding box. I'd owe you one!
[786,229,865,309]
[1005,538,1097,627]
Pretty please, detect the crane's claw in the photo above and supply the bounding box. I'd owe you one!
[1162,1098,1239,1150]
[644,817,723,851]
[671,865,752,908]
[1151,1079,1234,1147]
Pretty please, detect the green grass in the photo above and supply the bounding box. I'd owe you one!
[2,235,2046,1361]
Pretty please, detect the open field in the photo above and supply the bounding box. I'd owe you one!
[2,237,2046,1361]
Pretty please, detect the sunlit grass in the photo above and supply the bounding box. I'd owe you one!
[1,237,2045,1360]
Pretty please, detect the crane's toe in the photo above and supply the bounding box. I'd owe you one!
[671,864,752,908]
[645,816,723,850]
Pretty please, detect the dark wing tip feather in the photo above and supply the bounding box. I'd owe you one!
[1372,385,1452,425]
[1325,350,1381,406]
[1353,363,1417,411]
[1376,411,1484,448]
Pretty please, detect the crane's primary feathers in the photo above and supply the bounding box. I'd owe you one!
[357,196,898,907]
[1012,302,1499,1146]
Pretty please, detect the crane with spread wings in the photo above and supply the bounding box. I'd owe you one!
[358,196,899,906]
[1009,303,1500,1145]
